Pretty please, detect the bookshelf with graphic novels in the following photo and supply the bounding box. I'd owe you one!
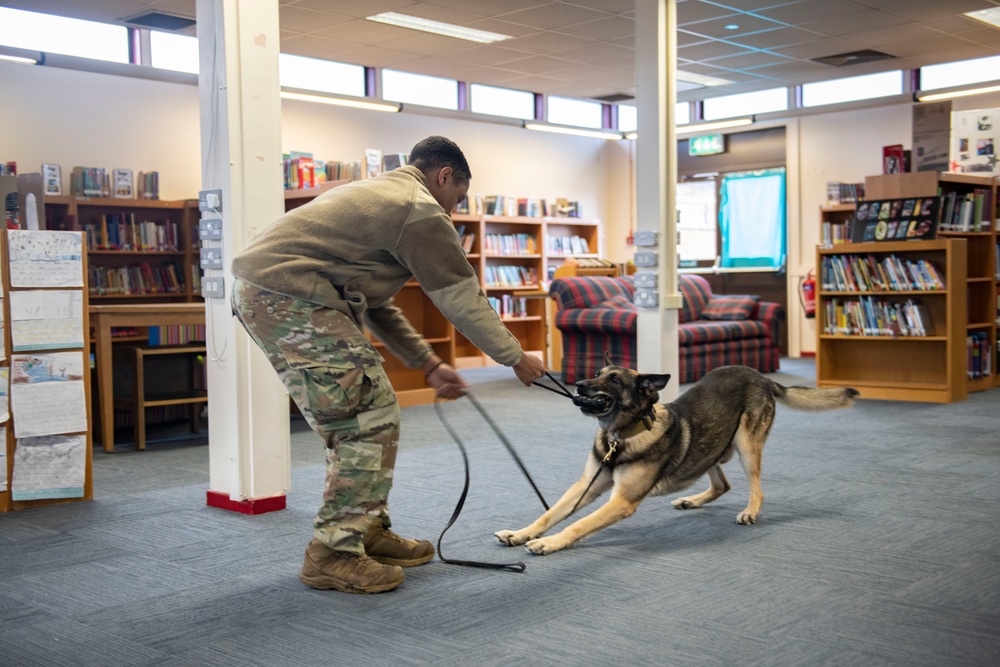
[863,172,998,391]
[816,238,968,403]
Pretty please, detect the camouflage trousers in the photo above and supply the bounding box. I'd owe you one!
[232,278,400,554]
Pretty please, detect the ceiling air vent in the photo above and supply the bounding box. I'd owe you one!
[123,12,196,31]
[592,93,635,103]
[812,49,896,67]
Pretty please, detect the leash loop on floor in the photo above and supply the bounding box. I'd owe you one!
[435,387,562,573]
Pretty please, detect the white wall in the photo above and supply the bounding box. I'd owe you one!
[5,59,999,358]
[1,63,203,200]
[1,60,622,245]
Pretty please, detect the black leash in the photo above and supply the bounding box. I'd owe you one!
[434,375,572,573]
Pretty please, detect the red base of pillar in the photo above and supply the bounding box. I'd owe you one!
[799,351,816,358]
[206,490,286,515]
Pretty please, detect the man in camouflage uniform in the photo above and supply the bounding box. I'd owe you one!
[231,136,546,594]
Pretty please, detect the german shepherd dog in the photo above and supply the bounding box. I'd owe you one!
[495,363,859,555]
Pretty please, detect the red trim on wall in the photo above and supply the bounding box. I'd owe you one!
[206,490,286,515]
[799,351,816,357]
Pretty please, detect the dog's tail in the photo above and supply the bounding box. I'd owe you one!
[771,382,859,411]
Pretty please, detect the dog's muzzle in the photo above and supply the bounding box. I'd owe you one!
[572,393,613,415]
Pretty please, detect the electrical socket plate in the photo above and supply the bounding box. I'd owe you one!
[199,218,222,241]
[633,229,659,247]
[634,290,658,307]
[633,272,657,288]
[202,276,225,299]
[200,247,223,270]
[198,188,223,213]
[634,251,658,267]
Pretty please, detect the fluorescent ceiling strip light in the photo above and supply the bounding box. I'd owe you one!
[366,12,511,44]
[523,122,623,140]
[963,7,1000,28]
[676,70,733,87]
[0,46,42,65]
[280,90,400,112]
[676,117,754,135]
[916,84,1000,102]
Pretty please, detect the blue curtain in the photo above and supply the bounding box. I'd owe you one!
[718,168,786,269]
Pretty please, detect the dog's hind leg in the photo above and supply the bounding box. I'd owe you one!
[495,458,612,547]
[671,464,731,510]
[733,412,771,525]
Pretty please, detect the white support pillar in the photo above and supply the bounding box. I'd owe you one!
[634,0,681,400]
[196,0,290,514]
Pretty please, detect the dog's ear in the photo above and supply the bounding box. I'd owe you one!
[639,374,671,392]
[603,350,613,367]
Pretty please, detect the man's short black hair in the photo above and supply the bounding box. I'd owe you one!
[409,136,471,183]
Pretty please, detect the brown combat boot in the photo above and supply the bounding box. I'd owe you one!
[298,539,403,594]
[363,518,435,567]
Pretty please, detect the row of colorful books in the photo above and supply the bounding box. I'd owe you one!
[484,265,539,288]
[148,324,206,346]
[487,295,530,319]
[88,261,185,296]
[823,296,932,337]
[821,254,945,292]
[548,235,592,255]
[483,233,537,255]
[283,151,365,189]
[82,214,179,251]
[938,189,993,232]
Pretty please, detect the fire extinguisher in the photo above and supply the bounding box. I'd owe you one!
[800,270,816,319]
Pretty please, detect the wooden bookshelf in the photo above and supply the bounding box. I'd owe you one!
[816,239,967,403]
[864,172,998,390]
[820,203,856,246]
[283,184,601,386]
[44,195,202,304]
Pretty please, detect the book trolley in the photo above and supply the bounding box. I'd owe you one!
[1,230,93,512]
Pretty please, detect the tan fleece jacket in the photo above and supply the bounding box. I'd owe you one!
[231,165,522,368]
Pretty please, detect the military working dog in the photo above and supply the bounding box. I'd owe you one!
[495,363,859,555]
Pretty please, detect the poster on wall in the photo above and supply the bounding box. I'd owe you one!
[912,101,952,172]
[951,109,1000,175]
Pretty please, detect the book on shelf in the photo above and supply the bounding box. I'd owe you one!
[966,331,993,379]
[487,294,528,319]
[88,261,185,296]
[136,171,159,200]
[364,148,383,179]
[283,152,316,190]
[382,152,407,172]
[548,235,591,255]
[882,144,909,174]
[850,197,940,243]
[83,213,179,251]
[483,233,536,255]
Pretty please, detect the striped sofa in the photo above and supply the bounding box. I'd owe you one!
[549,274,785,385]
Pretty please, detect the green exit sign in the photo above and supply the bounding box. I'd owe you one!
[689,134,725,156]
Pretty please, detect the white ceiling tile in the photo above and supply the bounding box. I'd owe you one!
[503,31,597,54]
[757,0,871,24]
[550,41,633,65]
[800,10,915,38]
[278,7,355,35]
[727,27,824,50]
[288,0,415,19]
[423,0,542,17]
[682,14,789,40]
[497,3,609,31]
[881,0,998,21]
[556,15,633,41]
[677,0,742,25]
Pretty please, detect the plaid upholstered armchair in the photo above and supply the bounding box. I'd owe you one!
[549,274,785,384]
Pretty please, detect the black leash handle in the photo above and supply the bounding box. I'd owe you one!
[435,396,528,573]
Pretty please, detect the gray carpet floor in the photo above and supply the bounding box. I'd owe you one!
[1,358,998,666]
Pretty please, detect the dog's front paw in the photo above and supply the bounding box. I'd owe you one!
[525,536,566,555]
[672,497,700,510]
[736,510,757,525]
[494,529,532,546]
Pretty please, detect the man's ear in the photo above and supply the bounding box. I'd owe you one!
[436,166,453,187]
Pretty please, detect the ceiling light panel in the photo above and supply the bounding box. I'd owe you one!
[366,12,511,44]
